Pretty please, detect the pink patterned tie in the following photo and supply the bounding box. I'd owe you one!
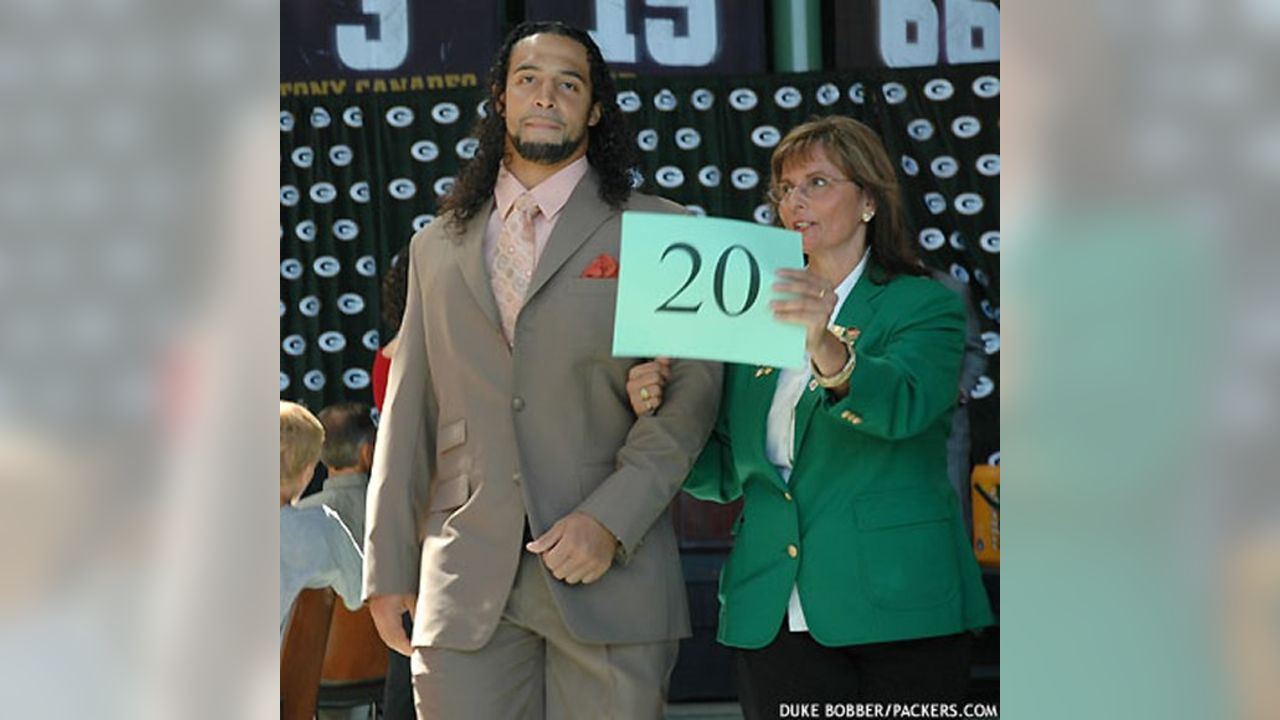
[492,192,540,345]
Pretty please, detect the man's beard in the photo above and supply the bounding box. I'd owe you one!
[510,129,586,164]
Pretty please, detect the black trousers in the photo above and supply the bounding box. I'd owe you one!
[736,623,972,720]
[382,612,416,719]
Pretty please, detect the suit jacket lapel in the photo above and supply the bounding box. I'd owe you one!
[525,171,613,303]
[791,380,822,465]
[737,367,790,492]
[791,264,889,463]
[833,263,889,334]
[451,199,503,334]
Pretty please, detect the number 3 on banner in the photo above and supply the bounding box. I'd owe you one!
[656,243,761,317]
[337,0,410,71]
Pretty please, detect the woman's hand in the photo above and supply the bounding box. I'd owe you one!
[771,269,850,384]
[626,357,671,416]
[771,269,838,355]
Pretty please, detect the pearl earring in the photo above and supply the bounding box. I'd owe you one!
[861,211,874,223]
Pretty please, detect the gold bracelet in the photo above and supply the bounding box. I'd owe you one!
[811,327,858,388]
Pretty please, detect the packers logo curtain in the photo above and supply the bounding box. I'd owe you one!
[280,63,1000,465]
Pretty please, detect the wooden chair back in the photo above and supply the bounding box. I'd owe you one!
[280,587,335,720]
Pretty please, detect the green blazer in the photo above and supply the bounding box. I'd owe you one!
[686,267,994,649]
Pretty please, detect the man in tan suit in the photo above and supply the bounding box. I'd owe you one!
[363,21,722,719]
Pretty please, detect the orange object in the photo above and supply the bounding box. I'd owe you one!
[281,588,336,720]
[320,604,389,683]
[971,464,1000,568]
[580,253,619,278]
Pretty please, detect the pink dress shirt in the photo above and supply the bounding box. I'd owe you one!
[483,156,591,295]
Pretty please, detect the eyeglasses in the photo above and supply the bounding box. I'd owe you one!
[766,176,858,205]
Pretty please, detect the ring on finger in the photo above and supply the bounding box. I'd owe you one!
[640,387,651,402]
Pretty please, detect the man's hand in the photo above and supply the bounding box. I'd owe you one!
[525,511,618,585]
[367,593,416,657]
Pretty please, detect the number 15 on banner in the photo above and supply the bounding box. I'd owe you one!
[612,212,806,368]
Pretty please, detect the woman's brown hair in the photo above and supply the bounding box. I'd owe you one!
[770,116,926,282]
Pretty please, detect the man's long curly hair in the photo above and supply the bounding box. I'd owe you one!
[439,21,636,232]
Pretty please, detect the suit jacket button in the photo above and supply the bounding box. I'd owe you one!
[512,396,525,412]
[783,492,793,502]
[787,544,798,558]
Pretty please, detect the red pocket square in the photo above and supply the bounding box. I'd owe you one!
[581,253,619,279]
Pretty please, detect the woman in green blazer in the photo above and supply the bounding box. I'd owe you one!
[628,117,992,716]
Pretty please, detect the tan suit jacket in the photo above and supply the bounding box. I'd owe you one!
[363,170,722,650]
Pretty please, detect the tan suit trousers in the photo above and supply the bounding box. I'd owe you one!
[411,552,679,719]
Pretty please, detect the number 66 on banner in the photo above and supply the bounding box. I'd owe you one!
[612,212,805,368]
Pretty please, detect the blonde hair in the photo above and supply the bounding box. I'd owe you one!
[280,401,324,493]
